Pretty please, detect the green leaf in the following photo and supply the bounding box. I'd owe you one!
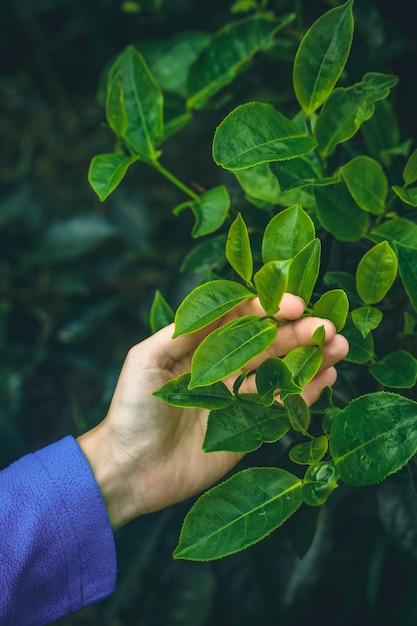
[107,46,163,159]
[362,99,401,165]
[340,156,388,215]
[330,392,417,486]
[315,73,399,156]
[154,373,234,409]
[106,72,128,136]
[149,290,174,333]
[287,239,321,305]
[270,154,323,192]
[314,183,370,242]
[311,325,326,349]
[283,346,322,387]
[189,316,277,388]
[254,260,291,316]
[174,279,254,337]
[289,436,328,465]
[403,148,417,185]
[262,205,316,263]
[174,186,230,238]
[324,271,360,306]
[370,351,417,389]
[173,467,303,560]
[212,102,317,171]
[147,32,209,97]
[392,185,417,208]
[341,317,374,364]
[395,244,417,313]
[187,13,296,110]
[180,235,228,273]
[302,462,339,506]
[88,153,138,201]
[312,289,349,332]
[356,241,398,304]
[293,0,354,116]
[226,213,253,283]
[255,357,302,405]
[203,402,290,453]
[369,218,417,250]
[351,306,383,338]
[234,163,281,204]
[284,393,310,434]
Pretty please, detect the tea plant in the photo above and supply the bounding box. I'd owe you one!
[89,0,417,562]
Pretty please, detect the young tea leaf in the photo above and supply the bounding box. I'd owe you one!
[403,148,417,185]
[302,462,339,506]
[351,306,383,338]
[369,218,417,250]
[88,153,138,201]
[189,316,277,388]
[154,372,234,409]
[226,213,253,283]
[356,241,398,304]
[174,280,254,337]
[213,102,317,171]
[173,467,303,560]
[286,239,321,305]
[284,394,310,434]
[341,317,375,364]
[203,402,290,453]
[107,46,163,159]
[395,244,417,313]
[149,290,174,333]
[283,346,323,387]
[175,186,230,238]
[293,0,354,116]
[254,260,291,316]
[262,204,316,263]
[312,289,349,332]
[330,392,417,486]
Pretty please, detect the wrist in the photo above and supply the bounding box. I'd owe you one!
[77,424,146,529]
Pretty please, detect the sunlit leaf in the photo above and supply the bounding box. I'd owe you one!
[174,280,254,337]
[226,213,253,283]
[234,163,281,204]
[403,148,417,185]
[312,289,349,332]
[88,153,138,201]
[107,46,163,159]
[173,468,303,560]
[293,0,354,115]
[392,185,417,208]
[254,260,291,315]
[149,290,174,333]
[262,204,315,263]
[174,186,230,238]
[330,392,417,486]
[213,102,317,170]
[189,316,277,388]
[356,241,398,304]
[370,218,417,250]
[283,346,322,387]
[284,393,310,434]
[287,239,321,305]
[351,306,383,338]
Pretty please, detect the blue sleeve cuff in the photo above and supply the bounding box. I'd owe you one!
[0,436,117,626]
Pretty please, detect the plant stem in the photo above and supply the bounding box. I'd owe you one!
[152,160,199,201]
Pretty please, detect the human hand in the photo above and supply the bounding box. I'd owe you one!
[77,294,349,529]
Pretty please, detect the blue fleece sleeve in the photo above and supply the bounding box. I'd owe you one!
[0,436,117,626]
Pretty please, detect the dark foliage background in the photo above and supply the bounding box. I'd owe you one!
[2,1,417,624]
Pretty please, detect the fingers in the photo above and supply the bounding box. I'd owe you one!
[234,293,305,321]
[301,366,338,406]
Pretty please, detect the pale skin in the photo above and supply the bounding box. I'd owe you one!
[77,294,349,530]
